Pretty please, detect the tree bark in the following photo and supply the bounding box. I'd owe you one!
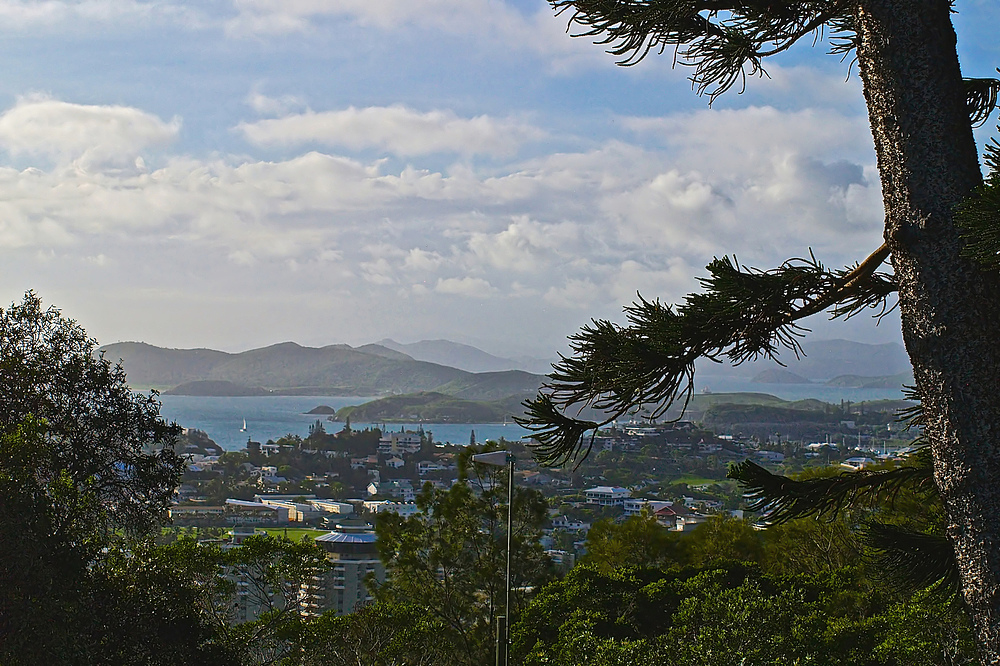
[855,1,1000,661]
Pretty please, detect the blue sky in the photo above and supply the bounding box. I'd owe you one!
[0,1,997,359]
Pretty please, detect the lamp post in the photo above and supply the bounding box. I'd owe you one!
[472,449,515,666]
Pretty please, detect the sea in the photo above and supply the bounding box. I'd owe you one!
[156,381,906,453]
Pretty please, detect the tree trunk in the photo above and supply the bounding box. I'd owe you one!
[855,1,1000,660]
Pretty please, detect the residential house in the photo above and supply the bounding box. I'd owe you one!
[585,486,631,507]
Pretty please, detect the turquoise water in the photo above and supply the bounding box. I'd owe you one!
[157,395,529,452]
[157,380,906,453]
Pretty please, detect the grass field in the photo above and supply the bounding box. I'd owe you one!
[258,527,329,542]
[161,526,331,542]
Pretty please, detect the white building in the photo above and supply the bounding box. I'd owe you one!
[309,500,354,515]
[623,498,675,517]
[585,486,631,507]
[378,431,423,456]
[302,524,386,617]
[363,500,421,517]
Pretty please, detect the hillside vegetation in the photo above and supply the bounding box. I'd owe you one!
[101,341,544,399]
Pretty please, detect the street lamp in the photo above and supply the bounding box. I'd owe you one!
[472,449,515,666]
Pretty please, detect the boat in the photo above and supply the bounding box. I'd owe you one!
[239,418,247,432]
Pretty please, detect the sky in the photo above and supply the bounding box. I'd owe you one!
[0,1,998,360]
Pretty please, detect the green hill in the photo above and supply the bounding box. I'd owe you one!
[336,392,527,423]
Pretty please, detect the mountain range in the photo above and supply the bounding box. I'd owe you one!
[696,339,913,387]
[100,341,544,400]
[102,337,914,399]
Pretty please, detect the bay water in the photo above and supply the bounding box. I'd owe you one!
[156,381,905,453]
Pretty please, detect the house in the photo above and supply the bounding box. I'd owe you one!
[585,486,631,506]
[417,461,450,475]
[363,500,421,517]
[842,456,877,471]
[367,479,415,502]
[755,450,785,463]
[623,498,675,517]
[350,455,379,470]
[519,471,557,486]
[551,515,591,532]
[385,456,405,469]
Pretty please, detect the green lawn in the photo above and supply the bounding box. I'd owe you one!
[161,526,331,542]
[258,527,329,542]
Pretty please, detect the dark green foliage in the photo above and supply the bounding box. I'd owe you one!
[514,563,977,665]
[965,75,1000,127]
[0,293,202,663]
[728,450,961,595]
[0,292,184,538]
[863,524,959,594]
[374,449,555,665]
[729,452,933,525]
[519,252,896,465]
[293,602,447,666]
[957,124,1000,271]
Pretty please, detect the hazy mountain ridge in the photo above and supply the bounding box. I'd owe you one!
[101,341,543,400]
[377,338,553,374]
[696,339,912,383]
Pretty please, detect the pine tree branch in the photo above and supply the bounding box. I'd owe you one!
[863,523,960,595]
[519,245,895,466]
[964,73,1000,128]
[789,242,890,321]
[549,0,853,99]
[727,451,933,525]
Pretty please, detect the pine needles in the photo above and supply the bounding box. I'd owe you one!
[518,248,895,466]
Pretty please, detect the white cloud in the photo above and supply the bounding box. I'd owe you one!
[0,98,887,357]
[0,97,181,167]
[225,0,603,68]
[435,276,494,297]
[237,106,545,157]
[246,91,307,117]
[0,0,206,29]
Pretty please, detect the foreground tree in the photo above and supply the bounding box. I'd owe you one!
[0,293,202,663]
[518,1,1000,659]
[375,447,554,665]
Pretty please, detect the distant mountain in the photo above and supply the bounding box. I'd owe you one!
[696,339,912,382]
[377,338,552,374]
[163,380,270,396]
[101,341,544,400]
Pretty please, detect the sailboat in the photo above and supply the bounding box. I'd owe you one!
[240,418,248,432]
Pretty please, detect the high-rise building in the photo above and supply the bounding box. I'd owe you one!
[302,522,385,617]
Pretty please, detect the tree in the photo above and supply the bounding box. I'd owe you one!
[0,293,197,662]
[583,510,683,571]
[514,563,977,665]
[516,1,1000,657]
[293,602,447,666]
[374,448,555,665]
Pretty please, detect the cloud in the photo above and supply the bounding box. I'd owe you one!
[435,276,494,297]
[225,0,602,68]
[0,99,887,357]
[0,0,206,30]
[246,91,307,117]
[0,97,180,167]
[237,106,545,157]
